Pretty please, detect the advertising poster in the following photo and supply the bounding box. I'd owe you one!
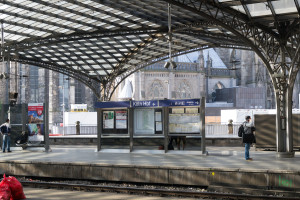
[116,111,127,129]
[28,103,44,142]
[103,111,114,129]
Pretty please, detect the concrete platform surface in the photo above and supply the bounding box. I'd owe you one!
[1,146,300,192]
[2,146,299,171]
[23,187,199,200]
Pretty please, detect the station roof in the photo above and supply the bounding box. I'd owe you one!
[0,0,299,98]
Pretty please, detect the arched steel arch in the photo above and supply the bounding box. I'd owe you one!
[161,0,300,156]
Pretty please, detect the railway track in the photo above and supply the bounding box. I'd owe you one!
[21,180,299,200]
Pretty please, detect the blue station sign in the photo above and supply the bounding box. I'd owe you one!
[95,101,130,108]
[159,99,200,107]
[132,100,158,107]
[95,99,201,108]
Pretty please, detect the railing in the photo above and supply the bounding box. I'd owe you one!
[51,125,96,135]
[205,124,239,137]
[51,124,240,137]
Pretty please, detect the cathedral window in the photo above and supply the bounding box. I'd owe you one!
[176,81,192,99]
[148,80,164,99]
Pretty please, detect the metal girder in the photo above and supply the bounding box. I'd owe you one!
[5,28,166,50]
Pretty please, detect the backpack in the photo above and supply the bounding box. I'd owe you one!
[238,124,244,137]
[0,125,5,133]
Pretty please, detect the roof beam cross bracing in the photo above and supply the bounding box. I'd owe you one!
[7,28,166,51]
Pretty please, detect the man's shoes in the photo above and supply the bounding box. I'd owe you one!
[7,151,11,153]
[2,151,5,153]
[246,158,253,161]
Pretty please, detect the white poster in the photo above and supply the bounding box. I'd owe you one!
[155,112,162,121]
[156,122,162,131]
[134,109,155,134]
[116,111,127,129]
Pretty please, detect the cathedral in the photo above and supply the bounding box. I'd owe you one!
[118,48,279,109]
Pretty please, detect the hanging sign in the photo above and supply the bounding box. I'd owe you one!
[159,99,200,107]
[132,100,158,107]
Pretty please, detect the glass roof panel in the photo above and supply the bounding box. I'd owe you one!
[271,0,297,14]
[231,5,246,14]
[246,3,272,17]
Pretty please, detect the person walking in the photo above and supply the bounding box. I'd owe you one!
[0,119,12,153]
[243,116,256,161]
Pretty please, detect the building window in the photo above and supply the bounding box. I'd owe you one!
[75,80,85,104]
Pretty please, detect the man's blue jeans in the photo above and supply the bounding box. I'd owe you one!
[3,134,11,152]
[245,143,251,160]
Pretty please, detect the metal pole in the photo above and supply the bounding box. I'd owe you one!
[128,107,134,152]
[21,103,26,133]
[200,97,207,155]
[97,108,102,151]
[2,22,9,105]
[168,3,172,62]
[15,61,17,92]
[163,106,169,153]
[62,75,65,136]
[44,102,49,152]
[44,69,50,152]
[1,21,4,74]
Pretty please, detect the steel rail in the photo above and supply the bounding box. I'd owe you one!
[21,181,299,200]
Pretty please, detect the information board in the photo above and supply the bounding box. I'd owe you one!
[134,109,155,134]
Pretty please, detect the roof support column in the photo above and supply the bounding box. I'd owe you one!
[272,44,300,157]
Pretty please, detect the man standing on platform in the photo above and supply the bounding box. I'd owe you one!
[0,119,12,152]
[243,116,256,161]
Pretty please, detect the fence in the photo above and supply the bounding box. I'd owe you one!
[51,123,240,137]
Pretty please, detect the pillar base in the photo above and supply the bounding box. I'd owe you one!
[276,151,295,158]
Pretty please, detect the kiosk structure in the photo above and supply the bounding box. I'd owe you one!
[95,97,206,154]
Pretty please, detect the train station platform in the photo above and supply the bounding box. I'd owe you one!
[0,146,299,196]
